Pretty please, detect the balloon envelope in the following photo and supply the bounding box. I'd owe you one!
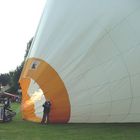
[19,0,140,123]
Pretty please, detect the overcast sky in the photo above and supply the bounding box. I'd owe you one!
[0,0,46,74]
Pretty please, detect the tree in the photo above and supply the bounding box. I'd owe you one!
[24,37,33,61]
[7,64,23,94]
[0,73,11,86]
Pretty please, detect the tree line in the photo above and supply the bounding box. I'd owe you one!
[0,38,33,94]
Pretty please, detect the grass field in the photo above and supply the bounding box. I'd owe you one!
[0,103,140,140]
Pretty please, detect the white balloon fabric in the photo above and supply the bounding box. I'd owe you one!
[20,0,140,123]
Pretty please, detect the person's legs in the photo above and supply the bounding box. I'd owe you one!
[47,113,49,124]
[41,112,47,124]
[3,107,6,122]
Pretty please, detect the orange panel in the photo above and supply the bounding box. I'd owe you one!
[19,58,71,123]
[20,78,41,122]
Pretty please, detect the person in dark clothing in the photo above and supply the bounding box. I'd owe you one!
[3,98,12,122]
[41,100,51,124]
[5,97,11,109]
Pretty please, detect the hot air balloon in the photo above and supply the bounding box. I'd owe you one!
[19,0,140,123]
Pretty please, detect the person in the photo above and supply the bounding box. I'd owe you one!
[3,97,11,122]
[5,97,11,109]
[41,100,51,124]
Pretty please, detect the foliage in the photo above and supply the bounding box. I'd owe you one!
[7,63,24,94]
[24,37,33,61]
[0,73,11,86]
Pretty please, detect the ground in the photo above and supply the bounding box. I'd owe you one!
[0,103,140,140]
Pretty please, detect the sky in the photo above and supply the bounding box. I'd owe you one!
[0,0,46,74]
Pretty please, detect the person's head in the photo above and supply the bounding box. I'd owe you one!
[46,98,50,102]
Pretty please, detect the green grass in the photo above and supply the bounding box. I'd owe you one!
[0,103,140,140]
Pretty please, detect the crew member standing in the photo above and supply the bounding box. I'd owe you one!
[41,100,51,124]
